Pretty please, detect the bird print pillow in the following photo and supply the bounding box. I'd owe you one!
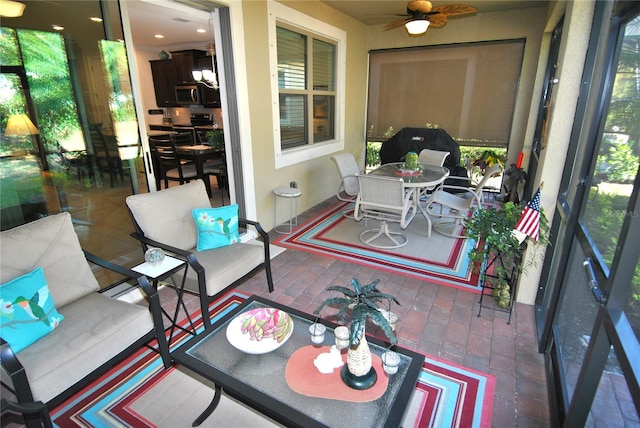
[0,267,64,353]
[192,204,240,251]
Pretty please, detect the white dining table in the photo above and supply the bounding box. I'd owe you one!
[367,162,450,237]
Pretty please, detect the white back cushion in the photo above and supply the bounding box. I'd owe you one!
[126,180,211,251]
[0,212,99,307]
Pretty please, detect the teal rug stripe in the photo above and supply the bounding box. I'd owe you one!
[51,291,494,427]
[274,201,483,292]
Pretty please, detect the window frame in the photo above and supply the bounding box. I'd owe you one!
[268,1,346,169]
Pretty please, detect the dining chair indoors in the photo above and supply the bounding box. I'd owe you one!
[149,137,199,189]
[353,174,416,249]
[425,163,501,238]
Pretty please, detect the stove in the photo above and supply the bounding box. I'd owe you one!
[190,113,214,127]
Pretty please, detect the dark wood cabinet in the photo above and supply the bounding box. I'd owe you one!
[171,49,206,83]
[197,56,221,108]
[149,60,178,107]
[150,50,221,108]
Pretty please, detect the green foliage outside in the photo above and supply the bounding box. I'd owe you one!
[584,189,640,308]
[99,40,136,123]
[14,29,82,154]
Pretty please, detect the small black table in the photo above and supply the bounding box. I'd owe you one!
[132,255,196,344]
[171,295,423,427]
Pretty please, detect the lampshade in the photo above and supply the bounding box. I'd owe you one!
[202,70,215,81]
[192,70,203,81]
[405,19,430,35]
[5,114,39,136]
[0,0,26,17]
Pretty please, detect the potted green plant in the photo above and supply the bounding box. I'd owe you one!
[205,129,224,150]
[465,202,549,309]
[314,278,399,389]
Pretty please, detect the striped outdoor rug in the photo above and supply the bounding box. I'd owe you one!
[274,201,483,293]
[51,291,494,427]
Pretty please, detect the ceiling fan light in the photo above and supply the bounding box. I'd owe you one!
[405,19,430,35]
[0,0,26,17]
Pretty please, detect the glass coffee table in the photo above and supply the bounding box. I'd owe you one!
[170,295,423,427]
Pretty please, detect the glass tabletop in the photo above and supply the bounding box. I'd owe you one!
[368,162,449,186]
[172,296,423,428]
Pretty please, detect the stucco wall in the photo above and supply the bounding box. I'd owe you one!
[239,0,368,229]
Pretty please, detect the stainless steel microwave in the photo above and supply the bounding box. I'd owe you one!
[175,84,200,105]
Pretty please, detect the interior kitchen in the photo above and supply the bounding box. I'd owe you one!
[128,1,225,152]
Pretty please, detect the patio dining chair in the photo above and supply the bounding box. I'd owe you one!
[425,163,501,238]
[331,153,361,202]
[353,174,416,249]
[418,149,450,167]
[88,123,123,187]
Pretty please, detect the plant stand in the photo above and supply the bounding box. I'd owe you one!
[477,244,525,324]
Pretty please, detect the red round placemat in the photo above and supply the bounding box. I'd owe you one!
[395,169,421,177]
[285,345,388,402]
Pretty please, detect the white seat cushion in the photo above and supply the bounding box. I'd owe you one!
[6,292,154,403]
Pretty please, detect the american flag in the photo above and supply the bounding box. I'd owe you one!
[515,188,541,241]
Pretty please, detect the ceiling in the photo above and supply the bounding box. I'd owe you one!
[322,1,549,26]
[126,0,549,48]
[3,1,549,50]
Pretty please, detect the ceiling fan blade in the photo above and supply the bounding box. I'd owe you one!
[384,18,410,31]
[427,14,448,28]
[430,4,477,17]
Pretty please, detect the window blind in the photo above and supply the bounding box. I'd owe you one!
[367,40,525,147]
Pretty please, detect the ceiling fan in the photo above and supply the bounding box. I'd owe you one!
[383,1,477,36]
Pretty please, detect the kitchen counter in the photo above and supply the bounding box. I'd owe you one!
[149,124,222,132]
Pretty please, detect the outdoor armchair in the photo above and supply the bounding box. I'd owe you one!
[0,212,170,428]
[125,179,274,327]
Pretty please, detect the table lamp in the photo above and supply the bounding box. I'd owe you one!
[5,113,39,137]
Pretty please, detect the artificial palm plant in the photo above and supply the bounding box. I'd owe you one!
[314,278,400,389]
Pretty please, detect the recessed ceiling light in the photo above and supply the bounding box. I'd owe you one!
[154,34,164,39]
[89,16,103,22]
[52,25,64,31]
[196,28,206,33]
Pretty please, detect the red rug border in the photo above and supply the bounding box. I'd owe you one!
[51,290,494,427]
[274,200,483,293]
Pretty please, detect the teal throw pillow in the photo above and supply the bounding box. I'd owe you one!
[0,267,64,353]
[193,204,240,251]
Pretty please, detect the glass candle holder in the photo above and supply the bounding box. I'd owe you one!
[334,326,350,349]
[309,323,326,345]
[382,350,401,375]
[384,311,399,331]
[144,247,165,266]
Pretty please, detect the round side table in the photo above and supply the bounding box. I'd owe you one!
[273,187,302,234]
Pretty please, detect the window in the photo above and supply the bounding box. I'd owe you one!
[268,2,345,168]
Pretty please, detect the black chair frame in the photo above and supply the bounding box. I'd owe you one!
[0,252,171,428]
[126,208,274,330]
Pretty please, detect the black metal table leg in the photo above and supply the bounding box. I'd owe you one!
[192,384,222,427]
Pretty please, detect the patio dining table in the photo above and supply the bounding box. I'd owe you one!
[367,162,450,237]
